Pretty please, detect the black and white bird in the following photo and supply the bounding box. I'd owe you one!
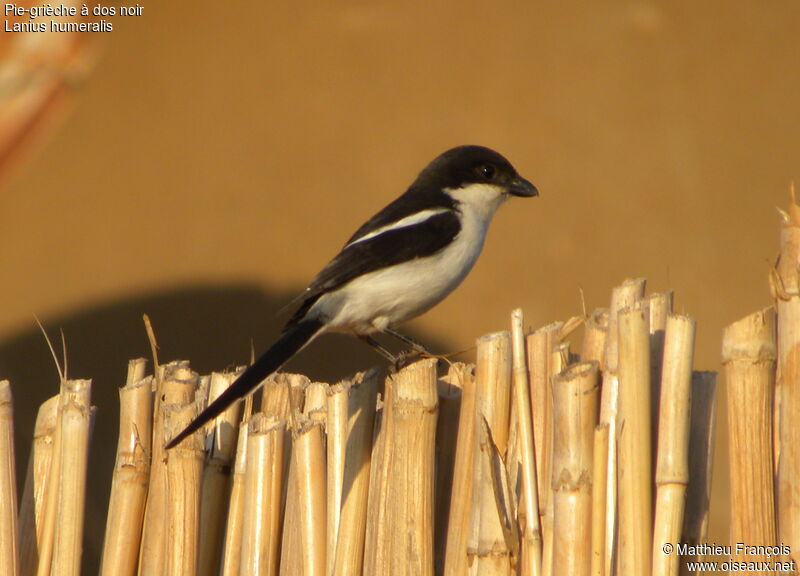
[166,145,537,448]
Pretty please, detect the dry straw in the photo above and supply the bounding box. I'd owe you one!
[331,369,380,576]
[773,193,800,561]
[164,400,204,576]
[652,314,695,576]
[511,309,542,576]
[198,370,244,576]
[50,379,93,576]
[99,359,151,576]
[551,361,599,576]
[617,306,652,576]
[0,380,18,576]
[1,278,725,576]
[18,394,58,576]
[722,308,777,560]
[470,331,513,575]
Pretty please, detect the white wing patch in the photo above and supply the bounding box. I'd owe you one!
[344,207,453,248]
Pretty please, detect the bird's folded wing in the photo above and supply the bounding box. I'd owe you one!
[286,208,461,326]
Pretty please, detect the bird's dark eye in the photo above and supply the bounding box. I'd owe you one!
[477,164,496,180]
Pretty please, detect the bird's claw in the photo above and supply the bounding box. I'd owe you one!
[389,349,434,372]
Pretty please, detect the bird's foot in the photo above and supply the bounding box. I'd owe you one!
[389,348,435,372]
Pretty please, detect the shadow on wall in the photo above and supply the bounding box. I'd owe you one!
[0,283,447,573]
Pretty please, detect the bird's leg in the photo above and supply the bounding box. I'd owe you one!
[382,328,432,355]
[358,334,422,372]
[358,334,398,363]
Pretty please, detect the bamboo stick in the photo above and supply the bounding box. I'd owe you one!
[19,394,58,576]
[332,369,380,576]
[198,370,244,576]
[551,362,600,576]
[435,368,463,575]
[239,413,286,576]
[679,371,717,575]
[0,380,18,576]
[722,308,777,564]
[220,419,249,576]
[441,361,477,576]
[652,314,696,576]
[100,363,153,576]
[590,425,609,576]
[470,331,513,575]
[164,401,204,576]
[773,194,800,563]
[616,306,652,576]
[50,379,92,576]
[600,278,645,575]
[511,309,542,576]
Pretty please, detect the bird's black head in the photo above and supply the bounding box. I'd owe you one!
[413,145,538,199]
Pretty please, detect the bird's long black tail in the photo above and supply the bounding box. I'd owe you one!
[165,319,324,449]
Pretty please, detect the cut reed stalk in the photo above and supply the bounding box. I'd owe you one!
[435,368,463,575]
[220,419,249,576]
[527,322,564,576]
[388,358,438,576]
[590,425,609,576]
[164,401,204,576]
[18,394,58,576]
[582,309,609,369]
[773,195,800,561]
[326,378,349,573]
[50,379,92,576]
[470,331,513,575]
[139,361,197,576]
[542,340,570,576]
[332,369,380,576]
[616,306,652,576]
[511,309,542,576]
[277,376,318,575]
[240,413,286,576]
[600,278,645,575]
[551,362,600,576]
[527,321,561,519]
[433,376,462,574]
[280,441,301,576]
[363,373,392,576]
[679,371,717,574]
[722,308,777,561]
[442,363,478,576]
[99,360,152,576]
[293,412,327,576]
[264,373,305,420]
[647,292,673,452]
[0,380,18,576]
[652,314,695,576]
[198,370,244,576]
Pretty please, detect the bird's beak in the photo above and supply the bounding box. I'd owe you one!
[508,176,538,197]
